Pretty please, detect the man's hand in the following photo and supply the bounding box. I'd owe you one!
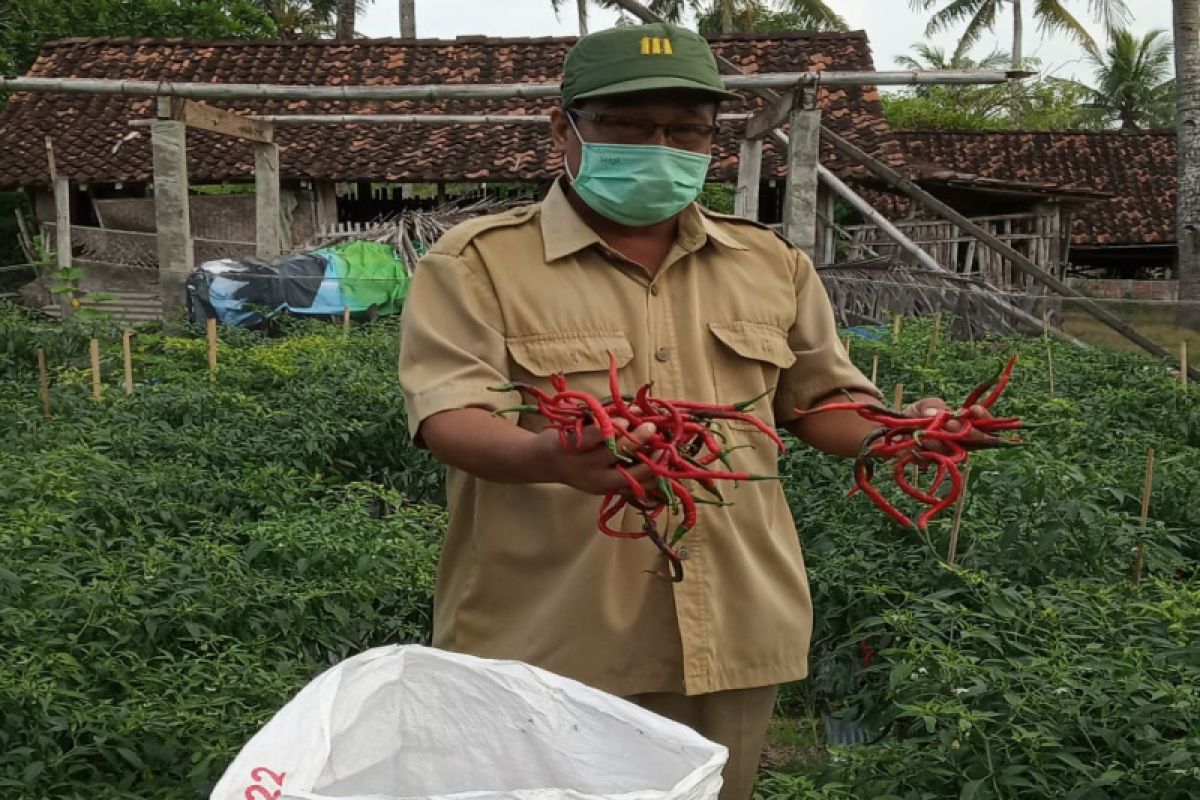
[905,397,995,455]
[421,407,660,495]
[531,418,661,496]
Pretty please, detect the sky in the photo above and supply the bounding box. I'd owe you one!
[358,0,1176,84]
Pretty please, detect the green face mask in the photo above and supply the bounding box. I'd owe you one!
[566,116,712,227]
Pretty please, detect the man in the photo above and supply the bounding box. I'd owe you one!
[400,23,977,800]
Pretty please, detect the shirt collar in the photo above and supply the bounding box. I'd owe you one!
[540,178,750,263]
[541,179,604,263]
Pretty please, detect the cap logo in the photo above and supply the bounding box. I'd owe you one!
[640,36,674,56]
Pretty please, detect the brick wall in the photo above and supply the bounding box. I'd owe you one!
[1066,278,1179,302]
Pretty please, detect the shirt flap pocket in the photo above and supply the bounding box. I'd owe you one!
[708,321,797,369]
[507,332,634,377]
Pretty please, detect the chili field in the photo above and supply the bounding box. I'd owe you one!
[0,300,1197,799]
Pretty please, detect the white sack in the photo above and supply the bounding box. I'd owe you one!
[211,645,727,800]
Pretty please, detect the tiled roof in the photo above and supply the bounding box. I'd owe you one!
[895,130,1176,247]
[0,32,905,189]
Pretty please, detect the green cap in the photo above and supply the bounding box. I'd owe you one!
[560,23,738,108]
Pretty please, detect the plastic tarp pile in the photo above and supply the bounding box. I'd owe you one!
[186,241,409,327]
[210,645,727,800]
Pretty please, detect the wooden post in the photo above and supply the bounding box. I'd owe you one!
[892,383,905,411]
[1046,340,1056,397]
[315,180,339,233]
[45,138,74,319]
[947,463,971,566]
[819,184,837,265]
[122,330,134,395]
[843,335,851,358]
[1132,448,1155,587]
[342,305,351,335]
[89,339,102,399]
[151,98,194,316]
[892,314,903,342]
[36,348,51,420]
[254,140,284,260]
[870,354,879,386]
[734,138,762,221]
[207,317,218,377]
[781,104,820,259]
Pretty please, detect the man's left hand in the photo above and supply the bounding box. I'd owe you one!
[905,397,994,455]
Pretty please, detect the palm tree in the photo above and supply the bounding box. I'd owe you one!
[894,44,1011,100]
[694,0,849,33]
[336,0,357,39]
[557,1,847,36]
[908,0,1131,67]
[1074,28,1174,130]
[551,0,595,34]
[400,0,416,37]
[1175,0,1200,328]
[894,43,1011,71]
[258,0,336,38]
[651,1,847,34]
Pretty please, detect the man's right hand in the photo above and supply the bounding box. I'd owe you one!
[420,408,659,495]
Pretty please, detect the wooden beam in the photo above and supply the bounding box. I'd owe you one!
[151,117,193,315]
[744,90,800,141]
[176,99,274,143]
[781,108,820,258]
[734,138,762,220]
[254,142,284,260]
[1,71,1020,101]
[821,125,1199,380]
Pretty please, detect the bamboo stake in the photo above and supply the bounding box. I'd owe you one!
[1132,448,1155,587]
[89,339,102,399]
[36,348,51,420]
[122,330,134,395]
[870,354,879,386]
[892,314,903,342]
[892,382,905,411]
[924,314,940,367]
[343,305,351,335]
[206,318,218,378]
[1183,341,1189,393]
[946,464,971,566]
[1046,339,1056,397]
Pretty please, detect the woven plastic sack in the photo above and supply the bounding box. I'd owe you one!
[211,645,727,800]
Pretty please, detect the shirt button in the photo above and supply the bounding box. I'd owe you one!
[654,348,670,363]
[650,283,660,296]
[677,548,690,561]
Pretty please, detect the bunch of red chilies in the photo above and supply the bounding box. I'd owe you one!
[493,352,784,582]
[797,355,1023,531]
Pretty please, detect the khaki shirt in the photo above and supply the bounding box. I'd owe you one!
[399,181,878,697]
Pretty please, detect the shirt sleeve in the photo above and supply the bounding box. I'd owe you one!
[773,248,882,424]
[399,250,520,443]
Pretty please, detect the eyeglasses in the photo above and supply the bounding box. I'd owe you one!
[568,109,716,148]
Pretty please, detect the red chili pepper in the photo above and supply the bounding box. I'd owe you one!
[855,459,914,528]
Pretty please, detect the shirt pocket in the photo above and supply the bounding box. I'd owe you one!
[505,332,634,431]
[707,321,796,431]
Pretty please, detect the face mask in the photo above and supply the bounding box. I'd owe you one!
[566,115,712,227]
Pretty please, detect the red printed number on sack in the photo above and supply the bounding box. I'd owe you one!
[244,766,286,800]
